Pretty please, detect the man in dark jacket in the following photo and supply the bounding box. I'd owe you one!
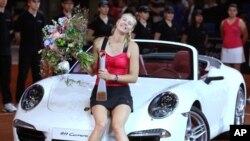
[14,0,45,102]
[0,0,17,112]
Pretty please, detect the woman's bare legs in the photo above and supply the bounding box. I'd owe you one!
[224,63,241,71]
[111,104,131,141]
[232,63,241,71]
[88,105,109,141]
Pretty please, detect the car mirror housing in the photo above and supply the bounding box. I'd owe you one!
[204,76,224,84]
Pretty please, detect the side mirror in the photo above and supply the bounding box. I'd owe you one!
[204,76,224,84]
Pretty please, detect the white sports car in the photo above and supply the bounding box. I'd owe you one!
[13,40,247,141]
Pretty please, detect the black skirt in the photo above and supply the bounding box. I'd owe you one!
[90,85,133,112]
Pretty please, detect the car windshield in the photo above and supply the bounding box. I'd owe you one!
[70,40,194,80]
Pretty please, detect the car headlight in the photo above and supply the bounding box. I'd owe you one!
[21,84,44,111]
[148,92,178,119]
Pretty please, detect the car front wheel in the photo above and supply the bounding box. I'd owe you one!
[234,86,246,125]
[185,106,210,141]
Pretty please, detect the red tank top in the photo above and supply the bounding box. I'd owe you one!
[95,37,130,86]
[222,18,243,48]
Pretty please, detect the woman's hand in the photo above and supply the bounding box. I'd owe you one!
[98,69,113,80]
[81,66,92,74]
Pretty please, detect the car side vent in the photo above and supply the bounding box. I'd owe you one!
[16,127,46,141]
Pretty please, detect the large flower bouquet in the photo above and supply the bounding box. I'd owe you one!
[39,6,94,77]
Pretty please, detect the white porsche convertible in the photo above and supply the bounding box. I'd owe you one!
[13,40,247,141]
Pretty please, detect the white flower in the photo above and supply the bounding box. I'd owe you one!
[58,17,67,25]
[57,60,70,73]
[44,39,51,47]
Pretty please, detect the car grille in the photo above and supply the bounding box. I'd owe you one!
[129,136,160,141]
[16,127,46,141]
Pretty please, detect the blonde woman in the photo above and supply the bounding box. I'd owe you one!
[86,13,139,141]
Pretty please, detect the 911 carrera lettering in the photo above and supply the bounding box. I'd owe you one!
[60,131,88,138]
[69,133,88,137]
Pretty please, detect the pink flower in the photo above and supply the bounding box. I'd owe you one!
[52,31,61,39]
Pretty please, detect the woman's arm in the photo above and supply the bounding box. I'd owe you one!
[87,28,95,42]
[181,34,188,43]
[84,37,103,76]
[154,32,161,40]
[14,32,21,44]
[239,19,248,45]
[204,33,208,47]
[220,20,224,39]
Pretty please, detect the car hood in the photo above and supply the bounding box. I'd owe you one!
[47,74,96,113]
[47,74,189,113]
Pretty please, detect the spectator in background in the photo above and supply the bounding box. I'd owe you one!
[118,0,134,17]
[172,0,188,34]
[14,0,45,102]
[203,0,217,9]
[132,5,153,54]
[186,0,203,26]
[181,0,189,10]
[53,0,74,21]
[0,0,17,112]
[132,5,153,40]
[128,0,141,14]
[87,0,115,43]
[220,3,248,71]
[148,0,165,26]
[181,9,208,55]
[108,0,121,21]
[154,5,178,42]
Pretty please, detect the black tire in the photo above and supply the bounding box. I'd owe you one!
[185,106,210,141]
